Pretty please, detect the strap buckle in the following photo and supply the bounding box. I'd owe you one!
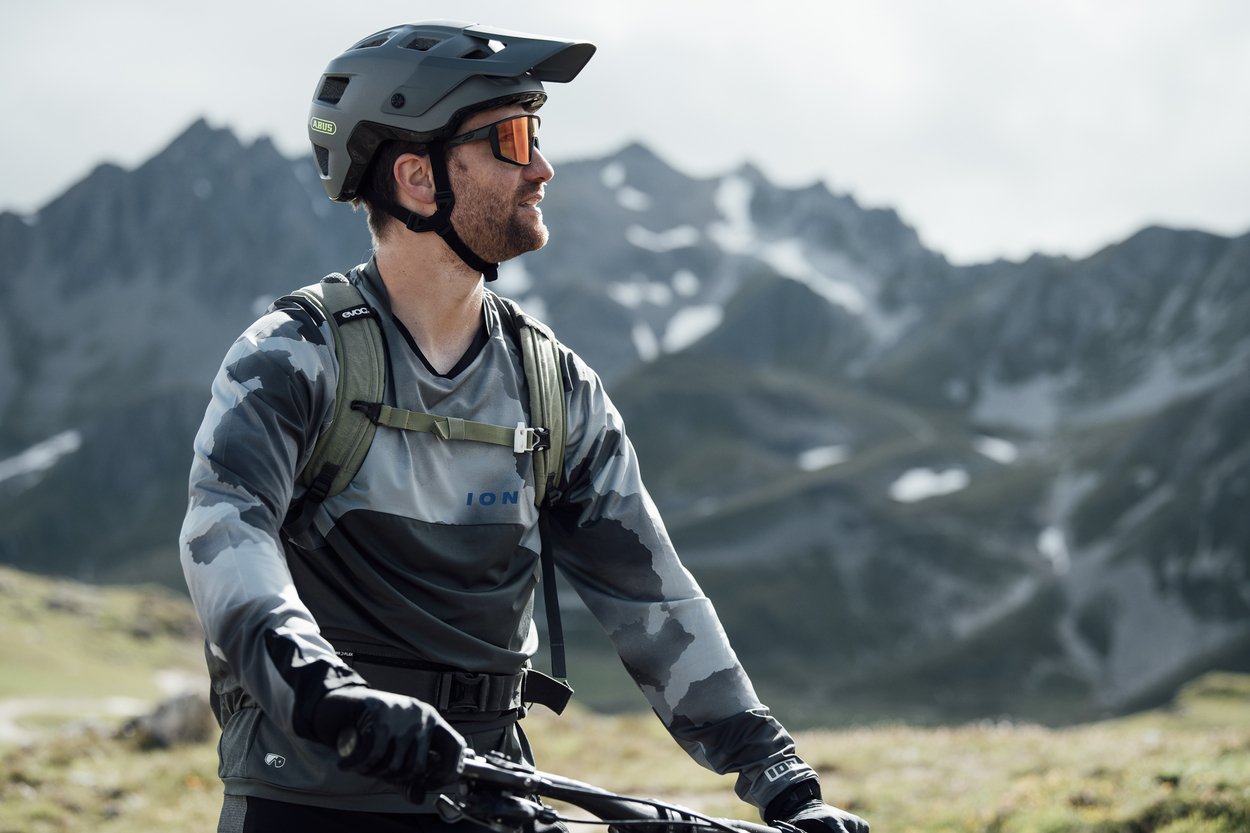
[350,400,383,424]
[437,672,491,714]
[513,422,551,454]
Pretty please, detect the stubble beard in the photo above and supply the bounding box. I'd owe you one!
[449,162,549,265]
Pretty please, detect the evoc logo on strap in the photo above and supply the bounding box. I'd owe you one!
[335,305,374,324]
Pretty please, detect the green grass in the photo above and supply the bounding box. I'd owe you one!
[0,566,204,720]
[1,729,222,833]
[2,566,1248,833]
[532,677,1250,833]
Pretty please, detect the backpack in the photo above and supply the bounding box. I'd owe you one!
[284,274,566,508]
[278,273,573,696]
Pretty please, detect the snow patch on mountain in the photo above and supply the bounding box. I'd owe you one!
[1037,526,1071,574]
[708,178,866,312]
[495,261,548,320]
[601,162,651,211]
[616,188,651,211]
[974,435,1019,464]
[672,270,700,297]
[626,224,701,253]
[631,323,660,362]
[889,467,970,502]
[976,345,1246,436]
[608,269,706,310]
[758,239,868,314]
[0,430,83,489]
[797,445,851,471]
[664,305,724,352]
[705,175,920,345]
[600,162,626,189]
[608,279,674,308]
[250,294,272,318]
[707,175,754,254]
[1070,347,1247,427]
[495,260,532,294]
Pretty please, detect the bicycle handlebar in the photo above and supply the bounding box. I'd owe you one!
[336,726,786,833]
[437,750,788,833]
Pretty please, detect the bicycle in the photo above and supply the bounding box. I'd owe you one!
[432,749,791,833]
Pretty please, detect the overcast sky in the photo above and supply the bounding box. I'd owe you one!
[5,0,1249,264]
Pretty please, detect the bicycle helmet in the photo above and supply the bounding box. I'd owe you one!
[308,21,595,278]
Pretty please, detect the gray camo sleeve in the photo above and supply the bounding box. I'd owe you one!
[178,308,364,737]
[546,353,817,811]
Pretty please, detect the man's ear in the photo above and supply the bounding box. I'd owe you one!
[393,151,437,215]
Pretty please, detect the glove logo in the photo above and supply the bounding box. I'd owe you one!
[264,753,287,768]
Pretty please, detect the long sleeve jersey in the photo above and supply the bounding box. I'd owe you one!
[179,259,814,811]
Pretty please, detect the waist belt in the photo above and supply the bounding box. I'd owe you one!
[340,652,572,716]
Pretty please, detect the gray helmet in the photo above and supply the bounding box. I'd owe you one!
[309,21,596,202]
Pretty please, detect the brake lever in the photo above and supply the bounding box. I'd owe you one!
[437,758,559,833]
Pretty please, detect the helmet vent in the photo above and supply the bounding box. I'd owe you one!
[317,76,350,105]
[352,34,393,50]
[403,36,442,52]
[314,145,331,176]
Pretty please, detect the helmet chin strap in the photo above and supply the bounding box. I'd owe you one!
[380,142,500,282]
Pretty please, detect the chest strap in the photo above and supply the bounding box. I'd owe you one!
[350,402,550,454]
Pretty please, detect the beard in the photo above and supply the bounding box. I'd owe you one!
[448,160,549,264]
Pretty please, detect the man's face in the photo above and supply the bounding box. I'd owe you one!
[447,104,555,264]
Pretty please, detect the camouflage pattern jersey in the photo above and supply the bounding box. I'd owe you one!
[179,258,816,812]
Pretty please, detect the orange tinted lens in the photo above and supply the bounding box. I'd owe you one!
[496,116,534,164]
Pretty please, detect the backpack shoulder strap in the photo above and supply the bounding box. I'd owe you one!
[496,295,567,508]
[286,274,387,506]
[495,295,572,688]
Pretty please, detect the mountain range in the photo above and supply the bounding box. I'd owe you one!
[1,119,1246,725]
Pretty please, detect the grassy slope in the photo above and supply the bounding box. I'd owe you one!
[0,566,204,705]
[1,568,1247,833]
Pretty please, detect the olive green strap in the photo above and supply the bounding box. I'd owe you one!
[356,402,549,453]
[293,277,386,501]
[513,309,566,507]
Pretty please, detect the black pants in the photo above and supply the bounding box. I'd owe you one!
[218,794,473,832]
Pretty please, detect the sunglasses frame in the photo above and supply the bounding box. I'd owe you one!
[445,114,542,167]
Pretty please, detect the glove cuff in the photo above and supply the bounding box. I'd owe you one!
[764,777,823,823]
[305,683,369,748]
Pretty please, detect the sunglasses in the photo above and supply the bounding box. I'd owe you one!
[445,114,542,166]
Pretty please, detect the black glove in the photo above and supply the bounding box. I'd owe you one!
[764,780,868,833]
[311,685,466,795]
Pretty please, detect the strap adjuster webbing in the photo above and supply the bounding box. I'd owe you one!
[352,400,546,455]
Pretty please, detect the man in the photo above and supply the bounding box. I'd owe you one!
[180,21,868,833]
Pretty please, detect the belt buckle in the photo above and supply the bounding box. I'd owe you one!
[440,671,490,713]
